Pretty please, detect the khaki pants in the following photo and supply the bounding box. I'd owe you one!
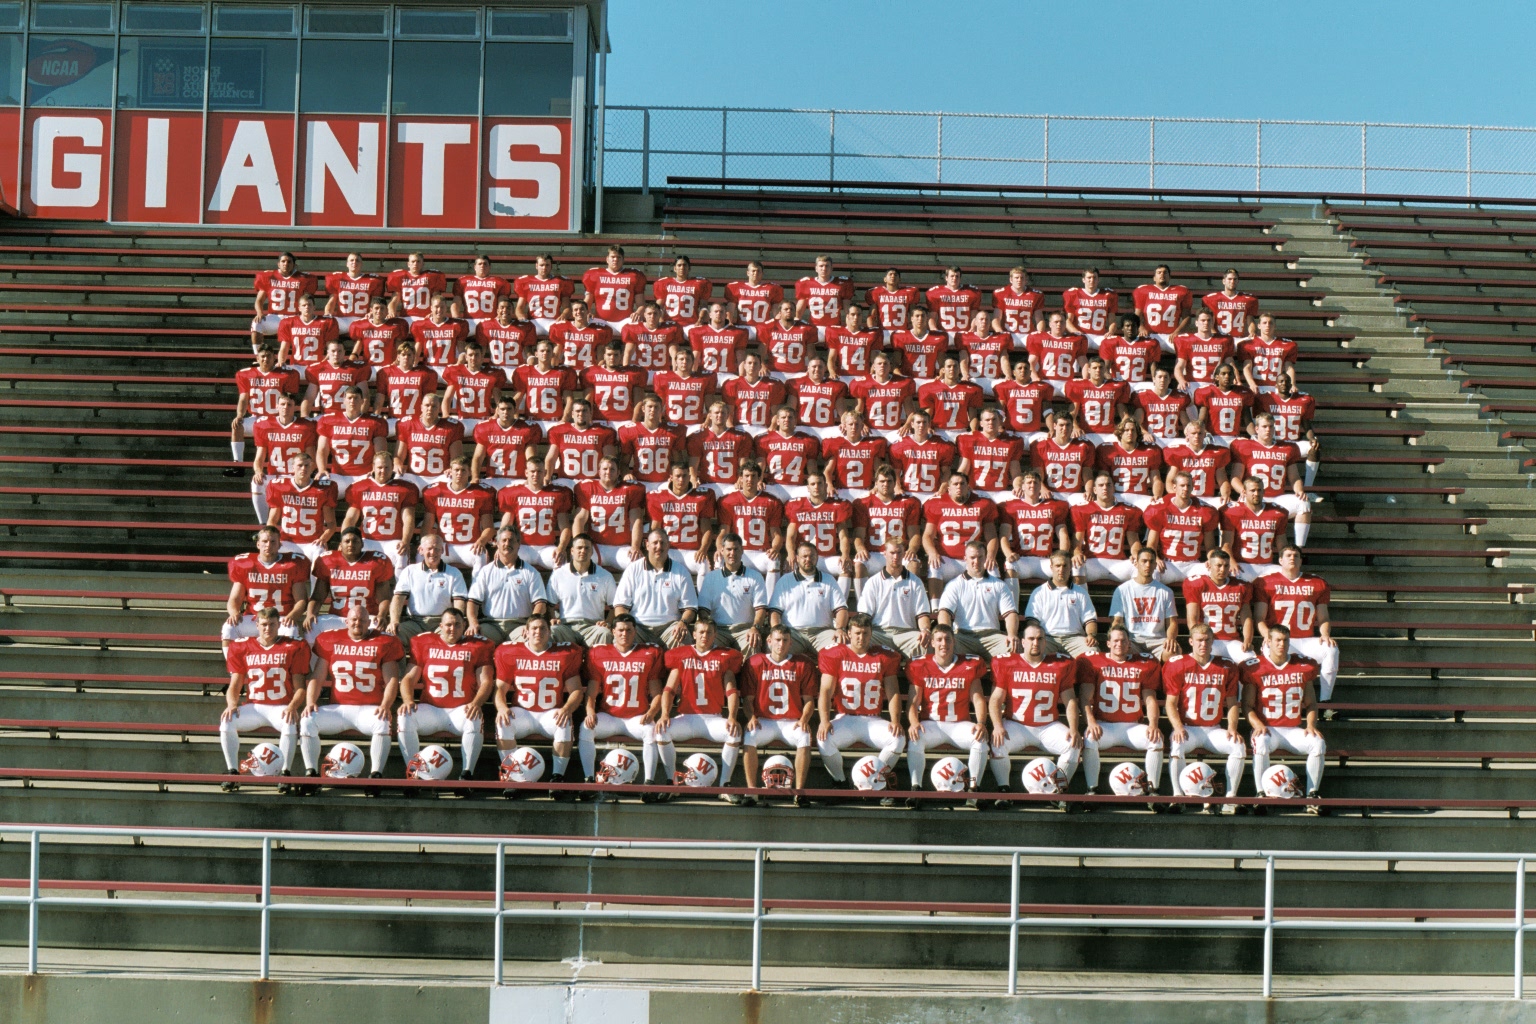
[473,617,527,644]
[635,621,690,649]
[786,626,842,658]
[872,627,928,659]
[714,621,766,655]
[553,619,612,647]
[1043,632,1097,659]
[396,615,434,645]
[955,628,1014,660]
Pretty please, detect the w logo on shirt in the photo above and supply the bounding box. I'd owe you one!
[1133,597,1159,619]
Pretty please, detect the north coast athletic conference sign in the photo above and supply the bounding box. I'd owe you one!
[8,109,572,229]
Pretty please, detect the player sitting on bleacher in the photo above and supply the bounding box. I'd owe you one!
[223,525,308,650]
[232,341,299,469]
[323,252,384,333]
[250,252,314,353]
[220,606,309,790]
[302,601,402,784]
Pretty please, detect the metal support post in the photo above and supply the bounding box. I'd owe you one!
[720,108,728,182]
[641,109,651,196]
[751,847,765,991]
[1007,852,1021,995]
[259,836,272,980]
[494,843,506,986]
[27,830,39,974]
[1516,857,1527,999]
[1262,855,1276,997]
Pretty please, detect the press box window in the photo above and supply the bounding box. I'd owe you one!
[123,3,207,33]
[391,41,478,115]
[395,7,479,38]
[32,2,114,31]
[213,4,297,35]
[487,8,571,39]
[483,41,572,117]
[119,35,206,109]
[27,34,114,107]
[299,39,388,113]
[209,38,295,111]
[304,5,387,36]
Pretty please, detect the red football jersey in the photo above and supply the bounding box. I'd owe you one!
[236,366,303,419]
[619,320,684,376]
[313,629,404,706]
[854,494,923,548]
[651,370,717,429]
[350,317,410,370]
[725,280,783,326]
[1221,501,1288,566]
[1070,502,1141,559]
[754,431,821,487]
[618,422,686,483]
[664,645,743,716]
[587,643,667,719]
[396,417,465,478]
[992,286,1046,334]
[1242,654,1319,728]
[743,652,818,721]
[1030,438,1094,495]
[410,632,494,709]
[455,274,512,320]
[889,437,958,496]
[787,376,849,430]
[278,314,340,366]
[374,366,439,419]
[1095,441,1164,498]
[386,269,447,318]
[1256,391,1316,444]
[1078,653,1160,724]
[315,551,394,615]
[917,380,985,432]
[821,436,890,492]
[1064,379,1130,433]
[323,273,386,321]
[228,551,310,617]
[575,480,646,546]
[718,490,785,552]
[686,428,755,487]
[547,424,619,483]
[1229,438,1301,498]
[227,637,311,705]
[475,318,538,372]
[1163,654,1240,727]
[496,484,574,546]
[472,418,543,481]
[688,324,750,376]
[582,366,648,424]
[722,376,788,433]
[1134,389,1192,444]
[1000,498,1071,558]
[848,376,915,434]
[344,478,420,543]
[794,276,853,328]
[923,495,998,560]
[647,487,717,551]
[925,284,982,334]
[865,284,921,330]
[959,331,1012,382]
[759,320,817,377]
[1144,498,1218,562]
[266,478,339,544]
[1203,291,1259,337]
[549,320,614,371]
[1099,335,1161,385]
[908,655,988,722]
[1026,332,1087,385]
[1131,283,1192,336]
[1062,287,1118,335]
[1194,385,1255,441]
[254,270,316,317]
[422,482,496,543]
[993,379,1054,436]
[441,365,508,421]
[1174,334,1234,386]
[891,329,948,380]
[825,326,882,377]
[1255,574,1330,639]
[1161,444,1231,499]
[494,642,585,712]
[582,267,647,323]
[317,412,387,475]
[1182,575,1251,640]
[992,654,1077,725]
[818,644,900,715]
[1239,338,1298,387]
[784,496,854,557]
[511,364,580,424]
[513,274,575,321]
[411,317,470,370]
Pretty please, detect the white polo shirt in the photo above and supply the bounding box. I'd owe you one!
[699,566,768,627]
[614,558,699,627]
[770,570,849,630]
[1025,580,1098,635]
[394,561,468,617]
[1108,578,1177,644]
[938,572,1016,632]
[857,568,932,630]
[468,558,548,620]
[547,562,616,622]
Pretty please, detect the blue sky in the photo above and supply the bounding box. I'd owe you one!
[606,0,1532,127]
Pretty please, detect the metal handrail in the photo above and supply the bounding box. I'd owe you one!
[0,823,1532,996]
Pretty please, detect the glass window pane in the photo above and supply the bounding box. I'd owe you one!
[396,7,478,38]
[483,42,571,117]
[0,4,23,31]
[119,35,205,109]
[0,35,21,102]
[299,39,386,113]
[124,3,206,33]
[209,37,294,111]
[391,41,477,115]
[27,35,114,107]
[304,5,386,36]
[32,3,113,31]
[488,9,571,39]
[213,4,296,35]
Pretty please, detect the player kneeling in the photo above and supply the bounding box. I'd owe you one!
[301,603,402,785]
[1078,626,1165,804]
[985,621,1083,804]
[220,607,308,790]
[1163,624,1246,813]
[492,613,586,796]
[815,614,905,795]
[582,614,670,795]
[904,625,990,806]
[397,608,495,784]
[658,617,745,800]
[742,625,819,805]
[1242,625,1326,812]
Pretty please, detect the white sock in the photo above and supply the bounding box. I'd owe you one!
[765,570,781,596]
[578,730,596,778]
[642,740,658,783]
[461,727,483,773]
[370,730,390,774]
[821,747,846,782]
[220,722,239,769]
[967,744,987,784]
[1294,520,1310,547]
[231,441,245,461]
[658,740,677,778]
[720,743,741,785]
[853,575,866,600]
[278,730,296,773]
[299,729,320,771]
[989,756,1009,786]
[1168,755,1186,796]
[553,754,570,777]
[1145,747,1164,791]
[1304,461,1319,487]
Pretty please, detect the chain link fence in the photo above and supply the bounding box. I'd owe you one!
[602,106,1536,199]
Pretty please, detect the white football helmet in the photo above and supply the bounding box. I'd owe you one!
[760,754,794,789]
[406,744,453,781]
[1179,761,1218,799]
[851,756,889,791]
[238,742,283,777]
[320,741,365,779]
[929,756,969,793]
[597,747,639,786]
[499,746,546,784]
[676,753,718,788]
[1261,764,1302,799]
[1021,756,1067,795]
[1108,761,1148,797]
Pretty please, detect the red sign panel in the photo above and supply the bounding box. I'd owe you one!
[22,109,111,219]
[112,110,203,223]
[203,112,296,227]
[481,117,573,232]
[389,116,479,230]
